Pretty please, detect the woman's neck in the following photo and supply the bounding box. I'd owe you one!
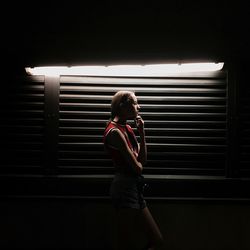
[112,116,127,125]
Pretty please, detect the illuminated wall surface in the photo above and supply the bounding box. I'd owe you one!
[2,64,248,176]
[1,63,249,187]
[1,66,228,175]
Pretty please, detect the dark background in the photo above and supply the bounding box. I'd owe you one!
[3,1,250,68]
[1,1,250,249]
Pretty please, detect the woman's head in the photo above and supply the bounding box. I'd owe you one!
[111,90,140,120]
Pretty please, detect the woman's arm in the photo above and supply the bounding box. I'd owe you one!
[109,128,143,175]
[135,116,147,165]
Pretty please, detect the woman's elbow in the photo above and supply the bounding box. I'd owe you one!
[136,162,143,175]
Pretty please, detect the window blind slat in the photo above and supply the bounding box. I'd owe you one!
[59,74,227,175]
[0,76,45,175]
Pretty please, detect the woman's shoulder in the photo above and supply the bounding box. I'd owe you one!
[109,127,123,138]
[104,122,121,137]
[104,121,115,133]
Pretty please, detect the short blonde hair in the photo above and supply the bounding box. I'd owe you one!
[111,90,135,119]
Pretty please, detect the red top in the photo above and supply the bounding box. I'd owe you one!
[103,121,139,174]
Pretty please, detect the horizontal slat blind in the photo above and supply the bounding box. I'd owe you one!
[0,76,45,175]
[59,72,228,175]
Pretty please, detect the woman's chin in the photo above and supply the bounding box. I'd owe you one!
[131,115,137,119]
[127,112,138,120]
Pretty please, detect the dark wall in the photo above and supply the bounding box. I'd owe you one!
[1,198,250,249]
[3,1,250,69]
[1,2,250,249]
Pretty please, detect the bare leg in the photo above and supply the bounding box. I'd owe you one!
[140,206,164,250]
[114,208,141,250]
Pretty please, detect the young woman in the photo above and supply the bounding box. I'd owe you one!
[103,91,164,250]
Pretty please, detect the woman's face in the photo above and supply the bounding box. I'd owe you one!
[125,93,140,119]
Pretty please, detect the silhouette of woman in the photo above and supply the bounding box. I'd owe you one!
[103,91,164,250]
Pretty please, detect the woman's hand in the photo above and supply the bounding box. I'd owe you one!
[134,115,145,137]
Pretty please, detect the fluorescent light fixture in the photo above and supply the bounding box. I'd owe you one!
[25,62,224,76]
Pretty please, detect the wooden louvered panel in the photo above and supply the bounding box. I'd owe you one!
[60,76,226,86]
[0,76,45,175]
[59,73,227,175]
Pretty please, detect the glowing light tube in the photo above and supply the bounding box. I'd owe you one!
[25,62,224,76]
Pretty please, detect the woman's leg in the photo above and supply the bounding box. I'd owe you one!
[114,208,141,250]
[140,206,164,250]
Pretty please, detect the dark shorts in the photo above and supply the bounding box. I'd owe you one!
[110,173,147,210]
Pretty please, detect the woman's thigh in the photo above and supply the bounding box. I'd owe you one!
[140,206,164,247]
[115,208,145,250]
